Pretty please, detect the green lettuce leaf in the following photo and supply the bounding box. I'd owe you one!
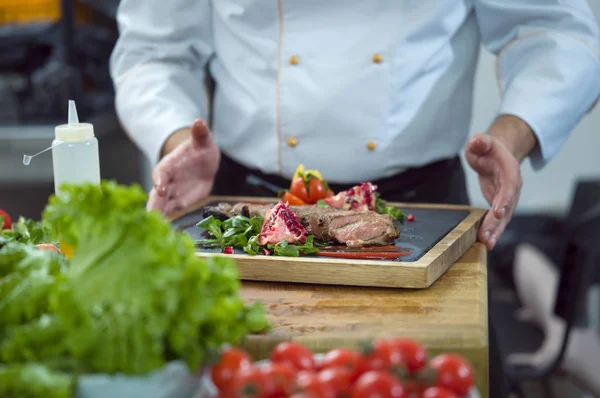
[0,363,76,398]
[0,180,270,396]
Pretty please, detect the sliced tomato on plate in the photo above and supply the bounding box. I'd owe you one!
[290,177,310,203]
[307,177,327,203]
[281,191,307,206]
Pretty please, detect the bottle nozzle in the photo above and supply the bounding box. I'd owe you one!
[68,100,79,125]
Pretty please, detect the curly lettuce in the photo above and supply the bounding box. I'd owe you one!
[0,181,270,396]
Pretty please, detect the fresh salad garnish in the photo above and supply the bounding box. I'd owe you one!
[196,215,263,251]
[196,206,320,257]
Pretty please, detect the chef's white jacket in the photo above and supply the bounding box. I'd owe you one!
[110,0,600,183]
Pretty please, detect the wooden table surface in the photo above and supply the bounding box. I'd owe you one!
[239,242,489,396]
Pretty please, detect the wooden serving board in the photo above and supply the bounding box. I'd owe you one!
[170,196,486,288]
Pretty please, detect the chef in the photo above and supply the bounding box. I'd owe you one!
[110,1,599,251]
[110,2,599,395]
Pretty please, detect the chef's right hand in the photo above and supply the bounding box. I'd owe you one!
[147,119,220,217]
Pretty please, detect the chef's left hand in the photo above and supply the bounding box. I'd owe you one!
[464,115,537,250]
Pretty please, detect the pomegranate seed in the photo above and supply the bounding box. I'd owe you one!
[223,246,234,254]
[346,189,355,196]
[263,249,271,256]
[300,236,306,244]
[407,214,415,222]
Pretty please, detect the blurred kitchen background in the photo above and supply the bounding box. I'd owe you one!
[0,1,599,397]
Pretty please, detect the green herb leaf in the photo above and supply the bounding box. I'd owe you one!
[269,241,300,257]
[316,200,329,208]
[375,198,405,223]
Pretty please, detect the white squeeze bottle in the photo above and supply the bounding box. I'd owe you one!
[51,100,101,192]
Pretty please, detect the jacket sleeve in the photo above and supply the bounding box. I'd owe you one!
[109,0,213,165]
[473,0,600,169]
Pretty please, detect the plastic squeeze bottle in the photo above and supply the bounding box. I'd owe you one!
[52,100,101,193]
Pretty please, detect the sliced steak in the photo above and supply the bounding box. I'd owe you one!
[200,202,400,246]
[300,210,399,246]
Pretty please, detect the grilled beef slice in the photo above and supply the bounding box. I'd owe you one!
[201,202,400,246]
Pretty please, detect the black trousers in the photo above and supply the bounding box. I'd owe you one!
[212,154,507,398]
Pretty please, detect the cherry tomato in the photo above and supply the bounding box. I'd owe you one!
[307,177,326,203]
[351,371,407,398]
[319,348,362,374]
[270,342,316,372]
[318,367,353,397]
[260,362,295,397]
[211,347,252,392]
[403,381,426,398]
[291,370,335,398]
[0,208,12,230]
[387,338,427,374]
[231,365,275,398]
[290,177,310,203]
[422,386,459,398]
[356,339,405,378]
[429,354,474,396]
[282,191,306,206]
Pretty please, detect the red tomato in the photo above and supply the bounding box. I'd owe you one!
[422,386,459,398]
[307,177,326,203]
[231,365,275,398]
[403,381,426,398]
[429,354,474,396]
[351,371,407,398]
[0,208,12,230]
[281,191,306,206]
[260,362,295,397]
[387,338,427,374]
[318,367,353,397]
[291,370,335,398]
[356,340,405,378]
[211,347,252,392]
[319,348,362,374]
[270,342,316,372]
[290,177,310,203]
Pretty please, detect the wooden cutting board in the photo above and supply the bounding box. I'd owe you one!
[171,196,486,289]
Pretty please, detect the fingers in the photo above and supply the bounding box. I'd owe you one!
[465,134,495,176]
[147,187,167,212]
[478,172,521,250]
[151,167,169,197]
[478,210,509,250]
[467,133,494,156]
[191,119,211,149]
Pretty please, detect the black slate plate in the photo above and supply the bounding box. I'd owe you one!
[172,201,470,262]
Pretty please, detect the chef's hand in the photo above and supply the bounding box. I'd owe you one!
[465,115,537,250]
[147,119,220,217]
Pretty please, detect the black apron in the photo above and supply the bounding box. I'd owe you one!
[212,154,470,205]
